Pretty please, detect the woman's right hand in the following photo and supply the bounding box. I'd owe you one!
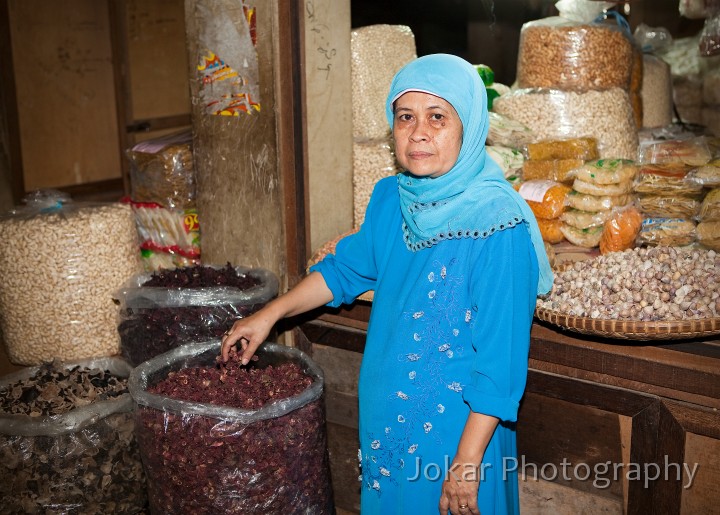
[220,271,335,364]
[220,306,279,364]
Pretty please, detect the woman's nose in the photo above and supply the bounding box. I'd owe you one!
[409,121,429,142]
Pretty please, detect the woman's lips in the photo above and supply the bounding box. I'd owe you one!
[409,151,433,159]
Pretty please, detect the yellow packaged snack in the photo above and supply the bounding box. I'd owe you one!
[697,221,720,250]
[637,138,712,167]
[536,217,565,244]
[687,159,720,188]
[637,195,701,219]
[522,158,584,183]
[516,180,572,219]
[637,218,697,247]
[634,164,705,197]
[699,188,720,221]
[525,137,599,161]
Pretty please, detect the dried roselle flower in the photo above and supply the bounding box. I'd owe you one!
[135,349,333,514]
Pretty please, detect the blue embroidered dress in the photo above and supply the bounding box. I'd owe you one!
[311,176,539,514]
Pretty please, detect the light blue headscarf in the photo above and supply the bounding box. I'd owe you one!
[386,54,553,295]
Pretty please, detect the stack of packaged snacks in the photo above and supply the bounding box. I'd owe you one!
[516,180,572,244]
[562,159,639,248]
[691,158,720,250]
[126,130,200,270]
[522,137,598,184]
[496,5,639,159]
[634,138,712,247]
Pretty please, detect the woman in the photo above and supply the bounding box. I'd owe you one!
[221,53,552,514]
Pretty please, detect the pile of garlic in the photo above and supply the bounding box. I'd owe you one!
[538,246,720,321]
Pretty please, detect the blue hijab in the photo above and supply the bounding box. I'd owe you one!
[386,54,553,295]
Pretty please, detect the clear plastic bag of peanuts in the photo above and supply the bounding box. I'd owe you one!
[515,180,572,219]
[516,3,634,92]
[0,190,142,366]
[492,87,639,160]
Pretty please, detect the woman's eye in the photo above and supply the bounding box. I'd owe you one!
[398,114,413,122]
[430,113,444,121]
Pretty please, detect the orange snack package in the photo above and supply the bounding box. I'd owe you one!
[536,217,565,244]
[516,180,572,219]
[599,205,643,255]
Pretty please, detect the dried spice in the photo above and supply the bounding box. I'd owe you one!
[141,263,259,289]
[0,358,146,514]
[0,359,127,416]
[131,342,333,514]
[116,264,278,366]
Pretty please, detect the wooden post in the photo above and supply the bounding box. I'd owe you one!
[184,0,307,291]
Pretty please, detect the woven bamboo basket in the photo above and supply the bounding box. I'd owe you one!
[535,307,720,341]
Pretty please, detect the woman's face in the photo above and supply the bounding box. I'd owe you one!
[392,91,463,179]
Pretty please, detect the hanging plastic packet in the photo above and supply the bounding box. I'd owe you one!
[700,12,720,56]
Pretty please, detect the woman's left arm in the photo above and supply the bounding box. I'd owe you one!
[439,412,498,515]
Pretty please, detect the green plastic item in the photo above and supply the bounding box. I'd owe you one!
[474,64,495,86]
[486,87,501,110]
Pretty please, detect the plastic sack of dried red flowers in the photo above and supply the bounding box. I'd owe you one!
[113,264,279,366]
[0,357,147,514]
[129,340,333,514]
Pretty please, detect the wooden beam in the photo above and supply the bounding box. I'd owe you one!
[0,0,25,203]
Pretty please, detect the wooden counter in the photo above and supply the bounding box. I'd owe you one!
[295,303,720,514]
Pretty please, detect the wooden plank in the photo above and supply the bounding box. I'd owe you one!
[0,0,24,204]
[326,421,361,513]
[185,0,285,280]
[277,0,309,284]
[124,0,190,121]
[663,400,720,441]
[303,0,353,253]
[626,400,660,513]
[325,389,359,428]
[651,402,686,515]
[681,433,720,515]
[9,0,122,190]
[525,370,657,417]
[517,392,624,499]
[530,324,720,401]
[529,359,720,410]
[519,474,622,514]
[300,320,367,354]
[310,343,362,394]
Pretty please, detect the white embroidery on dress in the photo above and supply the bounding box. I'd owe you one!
[362,257,475,495]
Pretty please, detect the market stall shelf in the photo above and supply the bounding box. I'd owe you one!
[535,306,720,340]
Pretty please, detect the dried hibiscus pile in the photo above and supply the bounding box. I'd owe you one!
[116,264,277,366]
[0,359,147,514]
[134,349,333,514]
[149,356,312,409]
[142,262,260,288]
